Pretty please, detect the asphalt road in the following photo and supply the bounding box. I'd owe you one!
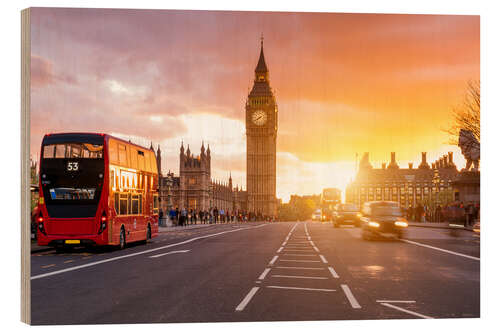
[30,221,480,325]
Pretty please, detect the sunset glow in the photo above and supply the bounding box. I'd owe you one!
[30,8,479,202]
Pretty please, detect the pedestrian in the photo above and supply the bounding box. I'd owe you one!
[159,209,164,227]
[213,207,219,223]
[435,204,442,223]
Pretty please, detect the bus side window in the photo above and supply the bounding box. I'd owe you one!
[114,192,119,214]
[118,144,127,166]
[109,140,119,164]
[119,193,128,215]
[139,194,142,214]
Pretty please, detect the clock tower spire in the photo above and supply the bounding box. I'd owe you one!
[245,36,278,218]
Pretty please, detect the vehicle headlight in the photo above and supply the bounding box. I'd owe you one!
[395,221,408,227]
[368,221,380,228]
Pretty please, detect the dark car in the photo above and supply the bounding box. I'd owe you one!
[359,201,408,240]
[333,203,361,227]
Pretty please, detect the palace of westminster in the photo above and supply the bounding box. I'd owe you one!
[154,39,278,217]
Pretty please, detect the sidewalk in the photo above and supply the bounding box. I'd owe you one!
[158,223,220,233]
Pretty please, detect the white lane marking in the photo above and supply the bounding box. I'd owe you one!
[319,255,328,263]
[307,236,311,240]
[235,287,260,311]
[376,300,416,303]
[277,247,284,253]
[328,266,339,278]
[401,239,480,261]
[271,275,328,280]
[286,241,309,244]
[380,302,433,319]
[313,246,320,252]
[255,281,262,284]
[267,285,335,292]
[283,254,317,257]
[283,250,315,253]
[258,268,271,280]
[149,250,191,258]
[309,241,315,246]
[280,259,321,262]
[281,242,287,246]
[275,266,324,270]
[31,224,268,280]
[341,284,361,309]
[269,255,279,265]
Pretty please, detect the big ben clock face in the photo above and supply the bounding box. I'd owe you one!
[252,110,267,126]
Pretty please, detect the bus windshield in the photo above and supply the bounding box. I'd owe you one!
[40,142,105,218]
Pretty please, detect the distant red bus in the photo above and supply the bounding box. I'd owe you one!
[36,133,159,250]
[320,188,341,221]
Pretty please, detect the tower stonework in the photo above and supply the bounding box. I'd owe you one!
[246,38,278,217]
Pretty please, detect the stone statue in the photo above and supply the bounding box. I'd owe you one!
[458,129,480,171]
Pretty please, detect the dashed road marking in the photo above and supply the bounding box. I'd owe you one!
[328,266,339,278]
[283,254,317,257]
[149,249,191,258]
[284,249,311,253]
[258,268,271,280]
[275,266,324,270]
[280,259,321,262]
[63,260,74,264]
[271,275,328,280]
[376,300,415,303]
[267,285,335,292]
[41,264,55,269]
[277,247,284,253]
[341,284,361,309]
[313,246,320,252]
[319,255,328,263]
[269,255,279,265]
[380,302,433,319]
[235,287,260,312]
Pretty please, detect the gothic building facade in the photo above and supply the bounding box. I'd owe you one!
[245,38,278,217]
[346,151,460,208]
[157,142,247,214]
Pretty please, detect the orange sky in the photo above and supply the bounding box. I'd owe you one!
[30,9,480,202]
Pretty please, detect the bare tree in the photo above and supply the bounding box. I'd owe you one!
[445,80,480,145]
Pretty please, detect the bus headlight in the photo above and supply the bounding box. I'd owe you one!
[368,221,380,228]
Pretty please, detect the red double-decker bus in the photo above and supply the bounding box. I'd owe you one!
[36,133,159,250]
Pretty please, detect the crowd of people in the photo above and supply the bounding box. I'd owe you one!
[404,202,479,227]
[159,207,275,226]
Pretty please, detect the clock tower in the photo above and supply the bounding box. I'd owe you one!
[246,37,278,218]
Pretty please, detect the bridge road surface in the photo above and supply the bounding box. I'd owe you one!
[31,221,480,325]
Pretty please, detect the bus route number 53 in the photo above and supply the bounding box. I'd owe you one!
[67,161,79,171]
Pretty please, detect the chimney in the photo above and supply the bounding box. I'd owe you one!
[408,163,413,169]
[388,152,399,169]
[382,163,386,170]
[418,152,430,169]
[448,152,454,166]
[443,155,449,168]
